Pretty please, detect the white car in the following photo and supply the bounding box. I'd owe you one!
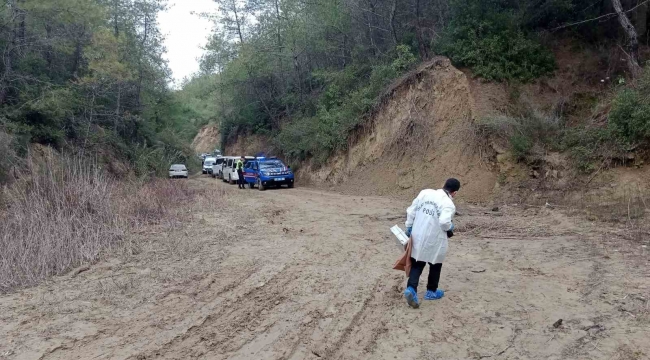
[168,164,188,178]
[202,157,216,174]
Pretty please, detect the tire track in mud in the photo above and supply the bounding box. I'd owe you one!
[41,264,260,360]
[323,276,402,359]
[133,264,295,359]
[6,179,650,360]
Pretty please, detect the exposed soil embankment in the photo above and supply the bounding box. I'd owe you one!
[224,134,270,157]
[206,49,650,209]
[192,125,221,154]
[299,58,497,203]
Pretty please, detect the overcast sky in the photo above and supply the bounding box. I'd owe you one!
[158,0,218,86]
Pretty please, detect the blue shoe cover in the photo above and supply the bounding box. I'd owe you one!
[424,289,444,300]
[404,287,419,308]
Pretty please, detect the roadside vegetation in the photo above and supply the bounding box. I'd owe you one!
[478,68,650,172]
[0,154,204,293]
[0,0,206,182]
[2,0,650,292]
[0,0,211,292]
[187,0,648,168]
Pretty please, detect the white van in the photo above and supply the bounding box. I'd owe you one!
[211,156,225,178]
[223,156,254,184]
[221,157,236,183]
[215,156,234,179]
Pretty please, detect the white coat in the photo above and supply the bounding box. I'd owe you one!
[405,189,456,264]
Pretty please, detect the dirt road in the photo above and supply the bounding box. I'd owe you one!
[1,178,649,360]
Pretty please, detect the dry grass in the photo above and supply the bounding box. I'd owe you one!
[0,155,203,293]
[571,186,650,247]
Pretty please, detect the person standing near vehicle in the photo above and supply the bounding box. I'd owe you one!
[236,156,246,189]
[403,178,460,308]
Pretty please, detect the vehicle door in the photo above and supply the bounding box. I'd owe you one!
[243,161,258,184]
[227,159,234,177]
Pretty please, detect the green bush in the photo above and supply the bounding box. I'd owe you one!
[609,88,650,145]
[510,134,533,160]
[391,44,417,73]
[275,61,403,165]
[437,0,556,81]
[478,111,562,162]
[560,127,617,172]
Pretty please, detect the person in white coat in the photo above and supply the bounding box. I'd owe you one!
[403,178,460,308]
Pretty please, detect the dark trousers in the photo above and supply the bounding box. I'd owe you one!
[407,258,443,292]
[237,170,245,188]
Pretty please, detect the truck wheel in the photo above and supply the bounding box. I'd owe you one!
[257,179,265,191]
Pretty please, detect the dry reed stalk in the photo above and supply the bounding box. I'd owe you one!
[0,155,205,293]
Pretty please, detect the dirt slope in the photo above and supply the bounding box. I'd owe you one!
[192,125,221,153]
[224,134,269,157]
[1,178,648,360]
[299,58,498,203]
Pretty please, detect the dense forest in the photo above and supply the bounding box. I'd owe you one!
[2,0,650,181]
[185,0,650,167]
[0,0,209,182]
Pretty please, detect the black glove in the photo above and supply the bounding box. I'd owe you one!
[446,230,454,238]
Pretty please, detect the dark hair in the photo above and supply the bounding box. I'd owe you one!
[443,178,461,193]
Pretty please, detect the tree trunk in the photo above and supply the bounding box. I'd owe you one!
[113,0,120,37]
[0,0,18,104]
[115,83,121,131]
[136,11,150,110]
[274,0,285,91]
[415,0,429,60]
[366,0,377,56]
[232,0,244,44]
[71,27,85,79]
[612,0,642,78]
[390,0,398,45]
[44,24,53,74]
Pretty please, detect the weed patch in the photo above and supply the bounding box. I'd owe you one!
[0,156,204,293]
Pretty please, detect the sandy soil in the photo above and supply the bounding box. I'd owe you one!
[1,178,649,360]
[192,125,221,154]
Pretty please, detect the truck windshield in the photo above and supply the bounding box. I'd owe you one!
[260,160,284,168]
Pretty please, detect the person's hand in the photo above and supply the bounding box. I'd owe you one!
[405,227,412,237]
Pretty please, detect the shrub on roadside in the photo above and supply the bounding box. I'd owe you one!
[558,67,650,173]
[478,111,562,162]
[0,155,201,293]
[608,72,650,146]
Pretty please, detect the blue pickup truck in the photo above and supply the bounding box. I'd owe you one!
[242,157,295,190]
